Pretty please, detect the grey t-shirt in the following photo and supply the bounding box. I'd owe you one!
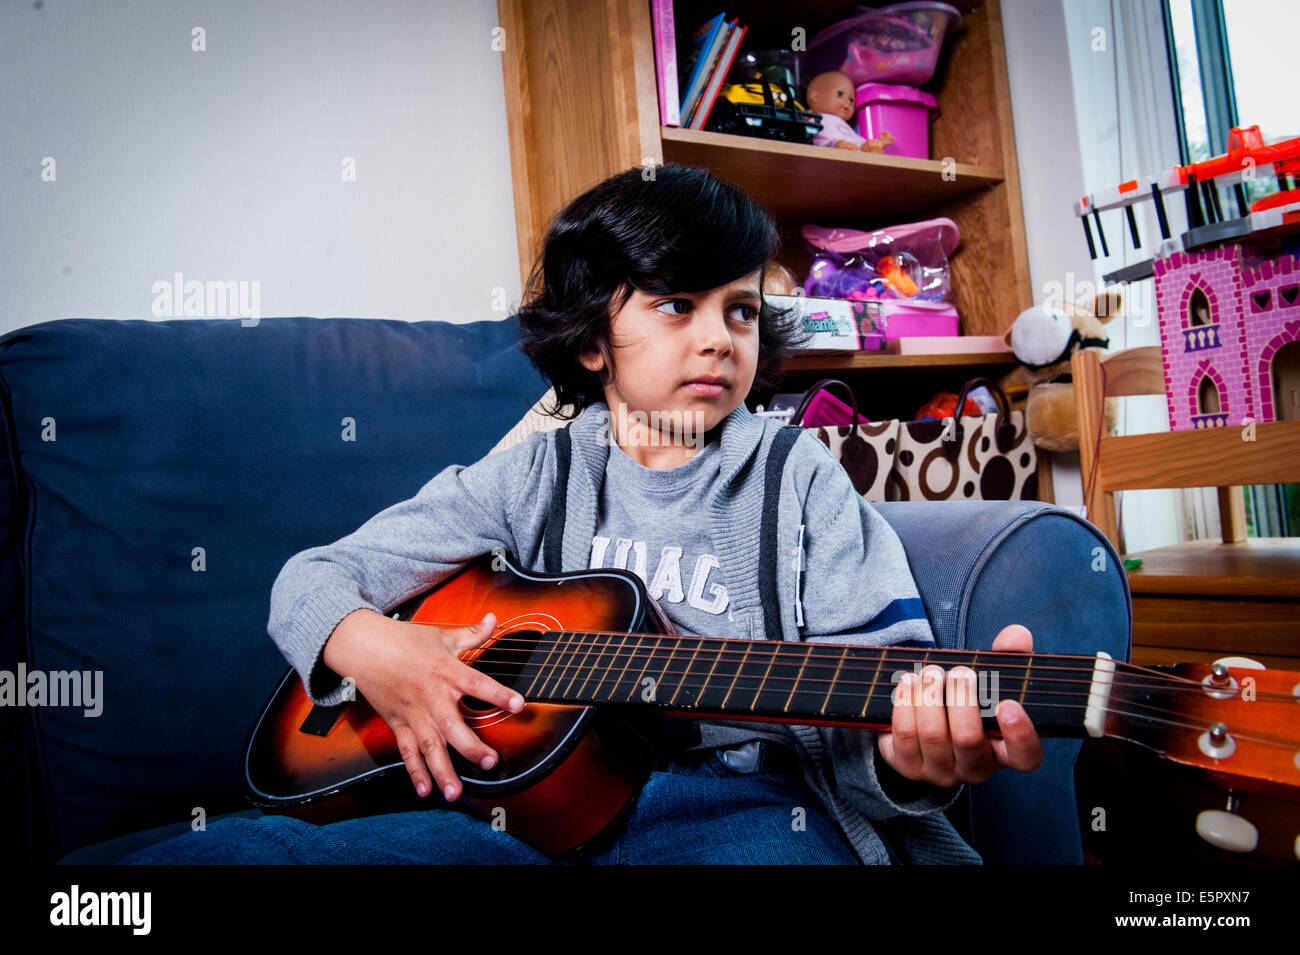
[588,436,795,756]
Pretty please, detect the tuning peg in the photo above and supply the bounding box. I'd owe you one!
[1196,794,1258,853]
[1203,658,1266,698]
[1212,656,1266,670]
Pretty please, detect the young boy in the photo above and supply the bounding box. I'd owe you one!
[122,164,1041,865]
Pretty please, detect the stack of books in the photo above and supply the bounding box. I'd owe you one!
[652,3,747,130]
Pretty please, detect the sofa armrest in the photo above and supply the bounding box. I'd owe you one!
[872,500,1133,864]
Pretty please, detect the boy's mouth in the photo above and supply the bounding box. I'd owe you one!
[684,376,729,397]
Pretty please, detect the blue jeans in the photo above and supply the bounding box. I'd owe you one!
[117,746,861,865]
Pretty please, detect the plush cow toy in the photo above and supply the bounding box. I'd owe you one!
[1004,291,1122,452]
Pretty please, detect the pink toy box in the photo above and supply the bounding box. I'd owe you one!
[865,298,959,337]
[1153,242,1300,430]
[855,82,938,159]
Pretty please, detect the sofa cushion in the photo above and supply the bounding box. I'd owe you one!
[0,316,548,862]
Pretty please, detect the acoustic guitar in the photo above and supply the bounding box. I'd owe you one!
[243,550,1300,855]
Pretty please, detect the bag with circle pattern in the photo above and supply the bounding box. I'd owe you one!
[787,377,1037,502]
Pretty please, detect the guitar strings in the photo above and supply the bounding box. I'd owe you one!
[468,635,1300,717]
[448,633,1300,752]
[466,658,1300,754]
[439,626,1300,705]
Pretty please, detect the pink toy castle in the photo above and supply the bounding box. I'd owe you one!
[1153,243,1300,431]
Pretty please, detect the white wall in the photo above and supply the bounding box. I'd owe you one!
[0,0,520,336]
[1060,0,1188,551]
[1000,0,1095,511]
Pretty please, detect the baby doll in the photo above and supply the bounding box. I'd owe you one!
[806,71,895,153]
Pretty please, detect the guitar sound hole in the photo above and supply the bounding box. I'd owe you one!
[461,628,543,709]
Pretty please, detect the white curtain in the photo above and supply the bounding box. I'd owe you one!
[1063,0,1220,552]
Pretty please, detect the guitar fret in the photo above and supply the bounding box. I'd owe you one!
[571,631,615,701]
[656,638,683,702]
[669,640,707,707]
[541,630,587,699]
[601,633,641,702]
[720,642,752,710]
[509,631,547,694]
[559,630,600,699]
[632,637,676,705]
[624,634,662,703]
[862,646,888,719]
[812,646,853,716]
[1026,654,1092,732]
[676,641,717,712]
[782,642,835,717]
[820,645,849,716]
[525,630,569,698]
[968,649,982,711]
[585,632,625,702]
[969,650,999,722]
[694,639,740,710]
[746,643,781,711]
[780,643,803,714]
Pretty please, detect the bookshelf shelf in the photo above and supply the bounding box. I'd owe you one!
[782,349,1017,374]
[661,126,1004,223]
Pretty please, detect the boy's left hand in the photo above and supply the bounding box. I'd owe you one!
[877,623,1043,787]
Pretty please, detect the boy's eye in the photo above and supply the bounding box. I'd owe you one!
[653,299,757,322]
[654,299,691,316]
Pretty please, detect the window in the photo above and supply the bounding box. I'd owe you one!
[1187,286,1211,326]
[1197,374,1220,414]
[1165,0,1298,536]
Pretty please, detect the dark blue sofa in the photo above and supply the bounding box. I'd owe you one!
[0,316,1131,865]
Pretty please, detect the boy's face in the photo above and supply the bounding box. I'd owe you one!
[578,269,763,468]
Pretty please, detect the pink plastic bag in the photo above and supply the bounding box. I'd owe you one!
[802,217,960,303]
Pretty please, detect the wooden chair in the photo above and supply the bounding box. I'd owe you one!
[1072,346,1300,667]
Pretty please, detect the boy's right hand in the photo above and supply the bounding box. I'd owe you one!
[321,608,524,802]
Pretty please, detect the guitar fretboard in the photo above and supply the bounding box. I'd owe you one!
[469,629,1095,736]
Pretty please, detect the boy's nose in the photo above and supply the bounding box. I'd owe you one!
[695,310,733,354]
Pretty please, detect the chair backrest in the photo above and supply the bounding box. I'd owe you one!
[1072,346,1300,552]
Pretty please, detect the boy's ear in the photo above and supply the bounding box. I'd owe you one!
[577,349,604,374]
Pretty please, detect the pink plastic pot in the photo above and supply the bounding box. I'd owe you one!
[877,299,958,337]
[855,82,938,159]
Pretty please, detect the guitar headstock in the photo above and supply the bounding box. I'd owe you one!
[1102,658,1300,798]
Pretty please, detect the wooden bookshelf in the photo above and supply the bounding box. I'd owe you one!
[498,0,1030,332]
[496,0,1035,452]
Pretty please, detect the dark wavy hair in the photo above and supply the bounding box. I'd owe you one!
[516,163,809,419]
